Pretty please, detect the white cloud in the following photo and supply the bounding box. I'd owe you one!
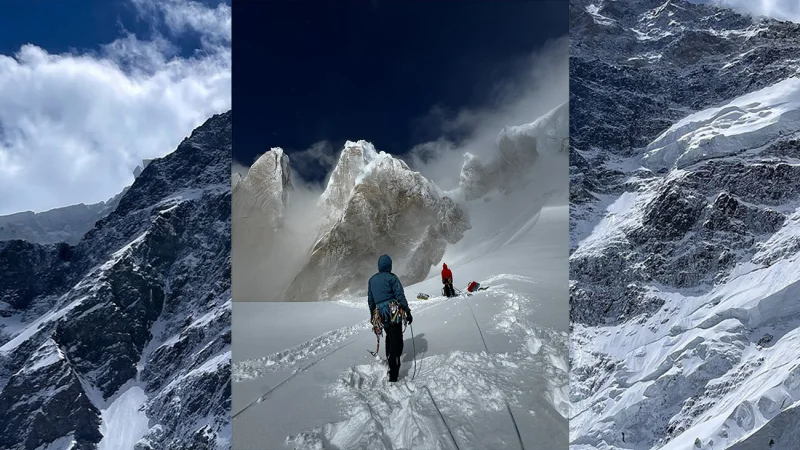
[693,0,800,23]
[0,0,231,215]
[133,0,232,44]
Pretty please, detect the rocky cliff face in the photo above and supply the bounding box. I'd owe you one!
[283,142,470,301]
[569,1,800,449]
[231,148,294,301]
[232,148,292,230]
[0,112,232,450]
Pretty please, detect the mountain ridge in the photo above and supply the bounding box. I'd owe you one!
[0,111,232,450]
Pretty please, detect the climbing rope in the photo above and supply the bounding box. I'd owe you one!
[506,402,526,450]
[410,322,417,381]
[459,294,489,354]
[233,339,356,419]
[459,294,526,450]
[424,385,461,450]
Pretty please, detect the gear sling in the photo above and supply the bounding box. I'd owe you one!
[369,300,407,357]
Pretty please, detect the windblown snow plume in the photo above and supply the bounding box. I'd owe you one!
[454,102,569,203]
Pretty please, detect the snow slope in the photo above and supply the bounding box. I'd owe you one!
[643,77,800,170]
[571,207,800,448]
[570,2,800,448]
[98,385,149,450]
[232,204,568,449]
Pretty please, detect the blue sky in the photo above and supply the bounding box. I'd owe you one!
[0,0,231,215]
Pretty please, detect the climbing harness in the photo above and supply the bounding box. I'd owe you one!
[388,301,406,324]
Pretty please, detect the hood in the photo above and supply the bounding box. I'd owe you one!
[378,254,392,273]
[443,263,448,269]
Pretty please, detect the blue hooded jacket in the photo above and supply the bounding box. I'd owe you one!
[368,255,410,323]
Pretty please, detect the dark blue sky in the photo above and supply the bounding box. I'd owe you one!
[233,0,568,181]
[0,0,226,58]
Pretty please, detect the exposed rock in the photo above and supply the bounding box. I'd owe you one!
[284,148,470,301]
[570,0,800,448]
[0,112,232,449]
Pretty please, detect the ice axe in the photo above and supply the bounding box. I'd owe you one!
[368,333,380,357]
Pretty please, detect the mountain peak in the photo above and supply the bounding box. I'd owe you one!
[319,140,380,217]
[285,144,469,301]
[236,148,292,227]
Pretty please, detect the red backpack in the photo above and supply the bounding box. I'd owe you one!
[467,281,480,292]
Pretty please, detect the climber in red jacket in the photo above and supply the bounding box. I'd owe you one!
[441,263,455,297]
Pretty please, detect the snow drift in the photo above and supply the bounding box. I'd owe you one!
[232,204,569,449]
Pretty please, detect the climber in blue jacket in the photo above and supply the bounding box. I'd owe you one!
[368,254,412,382]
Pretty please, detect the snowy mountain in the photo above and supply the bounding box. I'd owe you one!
[283,141,471,301]
[0,158,158,246]
[0,194,123,246]
[570,1,800,448]
[231,148,296,302]
[318,141,379,223]
[229,103,566,303]
[0,112,232,450]
[232,148,292,230]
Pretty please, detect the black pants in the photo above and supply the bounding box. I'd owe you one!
[384,322,404,381]
[443,282,455,297]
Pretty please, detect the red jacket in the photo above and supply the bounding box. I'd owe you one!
[441,264,453,284]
